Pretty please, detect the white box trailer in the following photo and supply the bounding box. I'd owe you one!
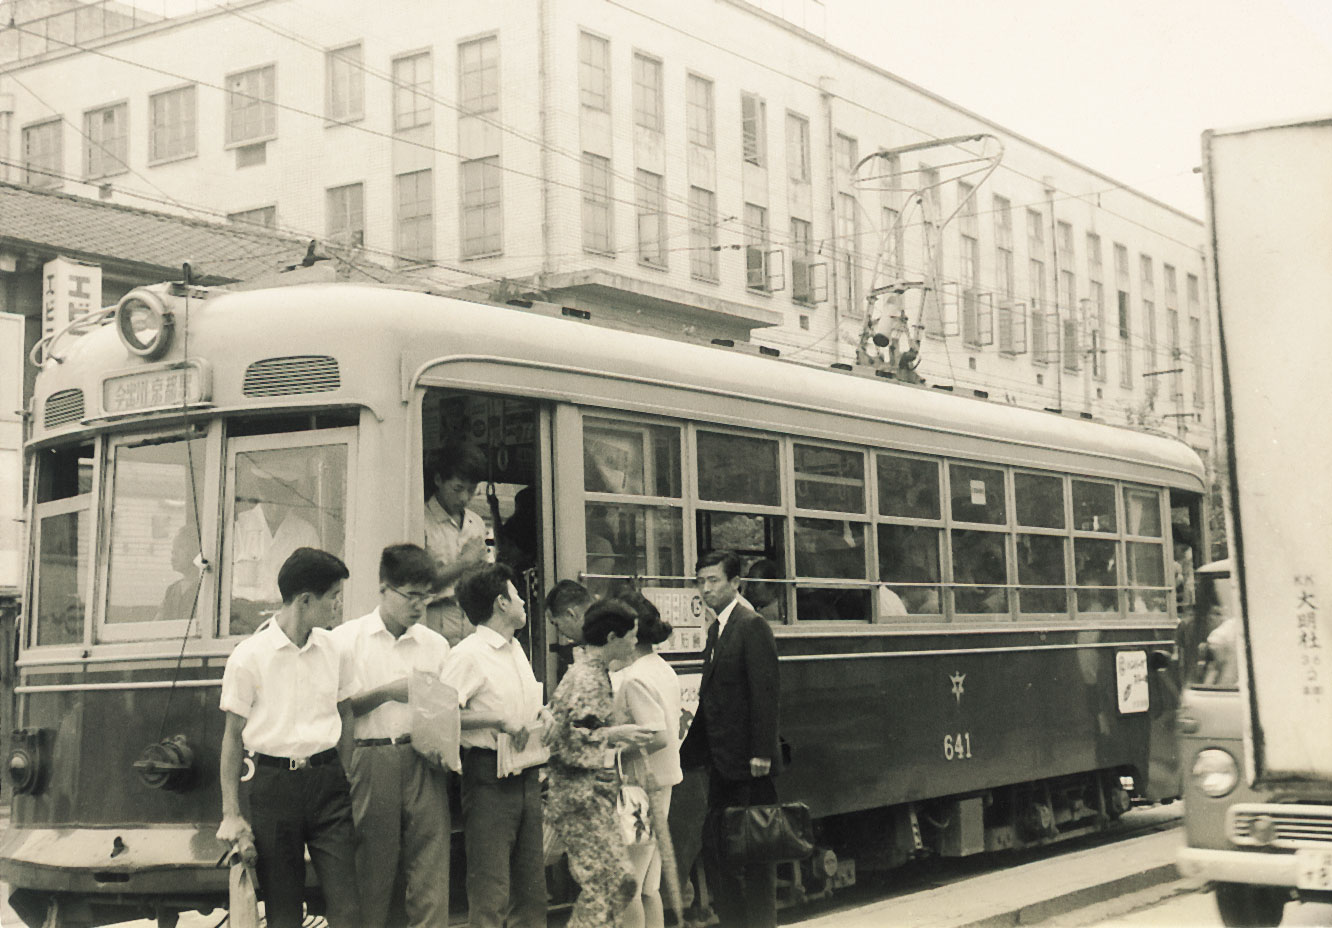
[1205,115,1332,786]
[1177,115,1332,926]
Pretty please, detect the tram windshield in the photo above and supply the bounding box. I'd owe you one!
[1187,561,1240,689]
[32,442,94,647]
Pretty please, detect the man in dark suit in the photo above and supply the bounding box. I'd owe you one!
[681,550,781,928]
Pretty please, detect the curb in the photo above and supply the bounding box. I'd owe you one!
[957,862,1181,928]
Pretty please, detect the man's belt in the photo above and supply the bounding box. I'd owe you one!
[354,735,413,747]
[250,747,339,771]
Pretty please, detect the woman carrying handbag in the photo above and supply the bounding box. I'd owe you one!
[612,592,686,928]
[547,600,655,928]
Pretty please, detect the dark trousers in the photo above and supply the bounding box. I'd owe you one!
[702,768,778,928]
[348,742,451,928]
[460,748,545,928]
[243,758,362,928]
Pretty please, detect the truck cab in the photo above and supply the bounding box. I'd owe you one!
[1177,559,1332,927]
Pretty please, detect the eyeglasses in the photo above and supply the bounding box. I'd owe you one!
[388,586,434,607]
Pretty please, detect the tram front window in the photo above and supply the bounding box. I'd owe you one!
[104,433,206,626]
[228,442,348,635]
[33,443,94,647]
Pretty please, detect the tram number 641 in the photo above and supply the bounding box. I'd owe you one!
[942,732,973,761]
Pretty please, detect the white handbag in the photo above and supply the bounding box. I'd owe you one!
[614,750,653,847]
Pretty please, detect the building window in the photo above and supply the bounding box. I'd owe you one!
[228,206,276,228]
[1190,316,1205,407]
[1087,233,1104,380]
[396,169,434,263]
[225,65,276,145]
[149,84,196,163]
[83,103,127,180]
[959,182,985,345]
[920,165,943,335]
[835,132,857,177]
[882,204,904,277]
[579,32,609,111]
[459,36,499,116]
[460,157,502,257]
[633,53,663,132]
[686,74,714,148]
[1140,254,1156,374]
[636,169,666,267]
[791,217,816,305]
[995,196,1018,353]
[392,51,432,131]
[837,192,859,313]
[745,202,770,291]
[1028,208,1047,362]
[786,112,810,183]
[22,119,63,188]
[1058,221,1077,371]
[326,182,365,248]
[741,92,766,167]
[689,186,718,281]
[1115,244,1131,387]
[326,43,364,123]
[581,153,613,254]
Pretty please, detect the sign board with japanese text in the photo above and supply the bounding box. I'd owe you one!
[42,256,102,339]
[1204,116,1332,785]
[640,585,708,654]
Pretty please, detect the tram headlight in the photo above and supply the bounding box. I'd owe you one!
[7,729,48,795]
[1192,748,1240,798]
[116,288,175,360]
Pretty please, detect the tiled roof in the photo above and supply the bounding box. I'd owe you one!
[0,181,388,284]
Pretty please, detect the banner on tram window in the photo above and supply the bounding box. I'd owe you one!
[42,256,102,339]
[1204,116,1332,785]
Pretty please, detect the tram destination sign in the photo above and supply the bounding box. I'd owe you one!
[102,362,209,416]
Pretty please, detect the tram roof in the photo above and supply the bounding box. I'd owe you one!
[32,283,1206,489]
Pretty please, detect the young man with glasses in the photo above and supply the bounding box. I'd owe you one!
[331,543,452,928]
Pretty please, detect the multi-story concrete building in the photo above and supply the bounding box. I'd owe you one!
[0,0,1217,467]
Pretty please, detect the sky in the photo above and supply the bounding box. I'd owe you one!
[817,0,1332,216]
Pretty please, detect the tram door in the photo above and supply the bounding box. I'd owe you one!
[421,389,548,678]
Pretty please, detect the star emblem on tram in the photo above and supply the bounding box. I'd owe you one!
[950,671,966,704]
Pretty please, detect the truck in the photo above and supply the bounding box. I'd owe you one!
[1176,115,1332,927]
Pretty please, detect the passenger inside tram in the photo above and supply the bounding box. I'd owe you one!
[743,558,785,623]
[155,524,202,622]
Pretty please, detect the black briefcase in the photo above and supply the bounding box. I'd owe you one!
[721,802,815,863]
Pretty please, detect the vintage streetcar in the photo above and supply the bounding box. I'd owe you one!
[4,278,1205,926]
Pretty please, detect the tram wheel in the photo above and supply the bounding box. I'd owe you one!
[1214,882,1287,927]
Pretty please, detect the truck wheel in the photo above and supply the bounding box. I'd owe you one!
[1214,882,1286,927]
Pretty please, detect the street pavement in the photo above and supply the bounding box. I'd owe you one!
[1040,882,1332,926]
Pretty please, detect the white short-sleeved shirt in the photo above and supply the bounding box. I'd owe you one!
[440,624,542,750]
[612,652,684,788]
[331,608,451,740]
[423,497,491,599]
[220,620,354,758]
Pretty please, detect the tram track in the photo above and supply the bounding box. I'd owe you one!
[781,803,1182,926]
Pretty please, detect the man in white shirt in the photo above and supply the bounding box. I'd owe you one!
[441,563,548,928]
[331,544,452,928]
[217,548,361,928]
[423,445,492,645]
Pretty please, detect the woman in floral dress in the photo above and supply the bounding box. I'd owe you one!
[547,599,654,928]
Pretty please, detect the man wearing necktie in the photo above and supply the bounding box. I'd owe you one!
[680,550,781,928]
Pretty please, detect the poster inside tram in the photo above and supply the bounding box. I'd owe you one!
[1204,116,1332,785]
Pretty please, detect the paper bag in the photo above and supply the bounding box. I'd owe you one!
[228,856,261,928]
[410,671,461,773]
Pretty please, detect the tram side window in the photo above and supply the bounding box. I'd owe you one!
[696,429,785,620]
[697,510,786,622]
[583,417,685,598]
[875,453,943,620]
[33,443,94,646]
[949,463,1010,616]
[1072,480,1117,533]
[104,432,207,628]
[1125,487,1168,613]
[1015,472,1069,615]
[792,444,870,621]
[227,443,348,635]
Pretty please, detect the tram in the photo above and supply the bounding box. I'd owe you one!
[3,277,1206,926]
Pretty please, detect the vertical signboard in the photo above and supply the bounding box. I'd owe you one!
[0,311,23,594]
[42,256,102,339]
[1204,117,1332,784]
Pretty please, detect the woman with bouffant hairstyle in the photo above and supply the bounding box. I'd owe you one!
[611,592,684,928]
